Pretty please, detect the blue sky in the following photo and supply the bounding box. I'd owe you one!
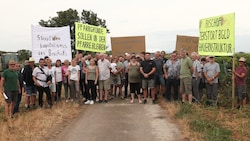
[0,0,249,53]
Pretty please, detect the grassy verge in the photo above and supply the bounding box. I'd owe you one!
[159,98,250,141]
[0,95,81,141]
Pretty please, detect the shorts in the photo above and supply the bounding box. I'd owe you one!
[99,78,110,90]
[25,86,37,96]
[180,77,192,94]
[4,91,18,103]
[110,75,121,85]
[130,82,141,94]
[155,75,165,85]
[49,83,56,92]
[236,85,247,100]
[142,79,155,89]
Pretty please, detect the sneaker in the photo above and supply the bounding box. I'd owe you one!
[71,99,74,102]
[90,100,94,105]
[99,100,103,103]
[66,99,69,103]
[96,98,99,102]
[143,99,147,104]
[130,100,134,104]
[104,100,108,103]
[84,100,91,104]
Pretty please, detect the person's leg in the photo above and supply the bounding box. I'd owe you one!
[135,83,142,103]
[212,83,218,101]
[69,80,75,101]
[44,87,52,107]
[14,92,22,113]
[142,79,148,103]
[165,79,171,101]
[85,81,91,100]
[130,83,135,103]
[5,102,11,118]
[192,78,200,101]
[57,81,62,101]
[37,86,43,107]
[74,81,80,104]
[103,79,110,101]
[63,82,69,101]
[206,83,212,100]
[124,73,128,98]
[173,79,179,101]
[180,78,186,103]
[91,81,97,101]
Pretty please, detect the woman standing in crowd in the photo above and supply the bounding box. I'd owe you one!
[85,58,99,104]
[126,55,142,103]
[62,59,70,102]
[68,59,80,103]
[55,59,63,101]
[47,59,57,104]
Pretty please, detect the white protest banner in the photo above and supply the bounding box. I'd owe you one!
[31,25,72,63]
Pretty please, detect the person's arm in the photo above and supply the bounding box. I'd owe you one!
[163,64,168,79]
[68,69,71,84]
[85,67,88,84]
[77,68,80,83]
[95,66,99,85]
[0,77,5,94]
[148,67,156,76]
[125,63,130,73]
[17,79,21,94]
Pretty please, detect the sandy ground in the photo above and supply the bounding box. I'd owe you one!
[44,98,182,141]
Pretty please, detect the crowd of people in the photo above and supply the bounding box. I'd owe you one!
[0,49,248,119]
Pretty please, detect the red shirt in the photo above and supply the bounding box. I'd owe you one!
[235,66,247,86]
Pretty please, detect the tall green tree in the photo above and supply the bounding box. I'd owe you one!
[17,49,31,63]
[39,8,109,56]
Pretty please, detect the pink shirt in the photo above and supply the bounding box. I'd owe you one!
[61,65,69,82]
[235,66,247,86]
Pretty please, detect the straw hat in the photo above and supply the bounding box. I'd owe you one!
[29,57,35,62]
[239,57,246,62]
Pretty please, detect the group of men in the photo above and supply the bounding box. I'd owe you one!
[0,48,248,119]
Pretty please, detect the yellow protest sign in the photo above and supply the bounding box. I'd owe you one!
[198,13,235,56]
[75,22,106,52]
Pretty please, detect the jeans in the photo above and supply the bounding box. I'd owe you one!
[86,80,97,100]
[80,78,87,98]
[37,86,52,107]
[70,80,80,103]
[63,82,69,99]
[165,78,179,101]
[56,81,62,101]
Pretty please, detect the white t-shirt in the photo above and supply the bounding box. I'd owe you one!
[47,66,56,83]
[110,62,117,73]
[55,66,63,82]
[68,65,80,81]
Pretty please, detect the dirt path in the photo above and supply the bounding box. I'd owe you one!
[47,98,181,141]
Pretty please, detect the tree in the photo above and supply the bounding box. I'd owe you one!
[39,8,109,56]
[17,49,32,63]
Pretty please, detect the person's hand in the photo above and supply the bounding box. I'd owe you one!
[94,81,97,85]
[47,81,51,85]
[144,73,149,78]
[85,81,88,85]
[18,88,21,94]
[164,74,168,79]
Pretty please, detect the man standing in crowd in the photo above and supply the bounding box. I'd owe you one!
[203,55,220,104]
[164,51,181,101]
[98,53,111,103]
[14,62,23,114]
[154,51,165,98]
[33,58,52,108]
[0,60,21,118]
[233,57,248,109]
[190,52,202,101]
[180,48,194,104]
[140,52,156,104]
[23,57,37,109]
